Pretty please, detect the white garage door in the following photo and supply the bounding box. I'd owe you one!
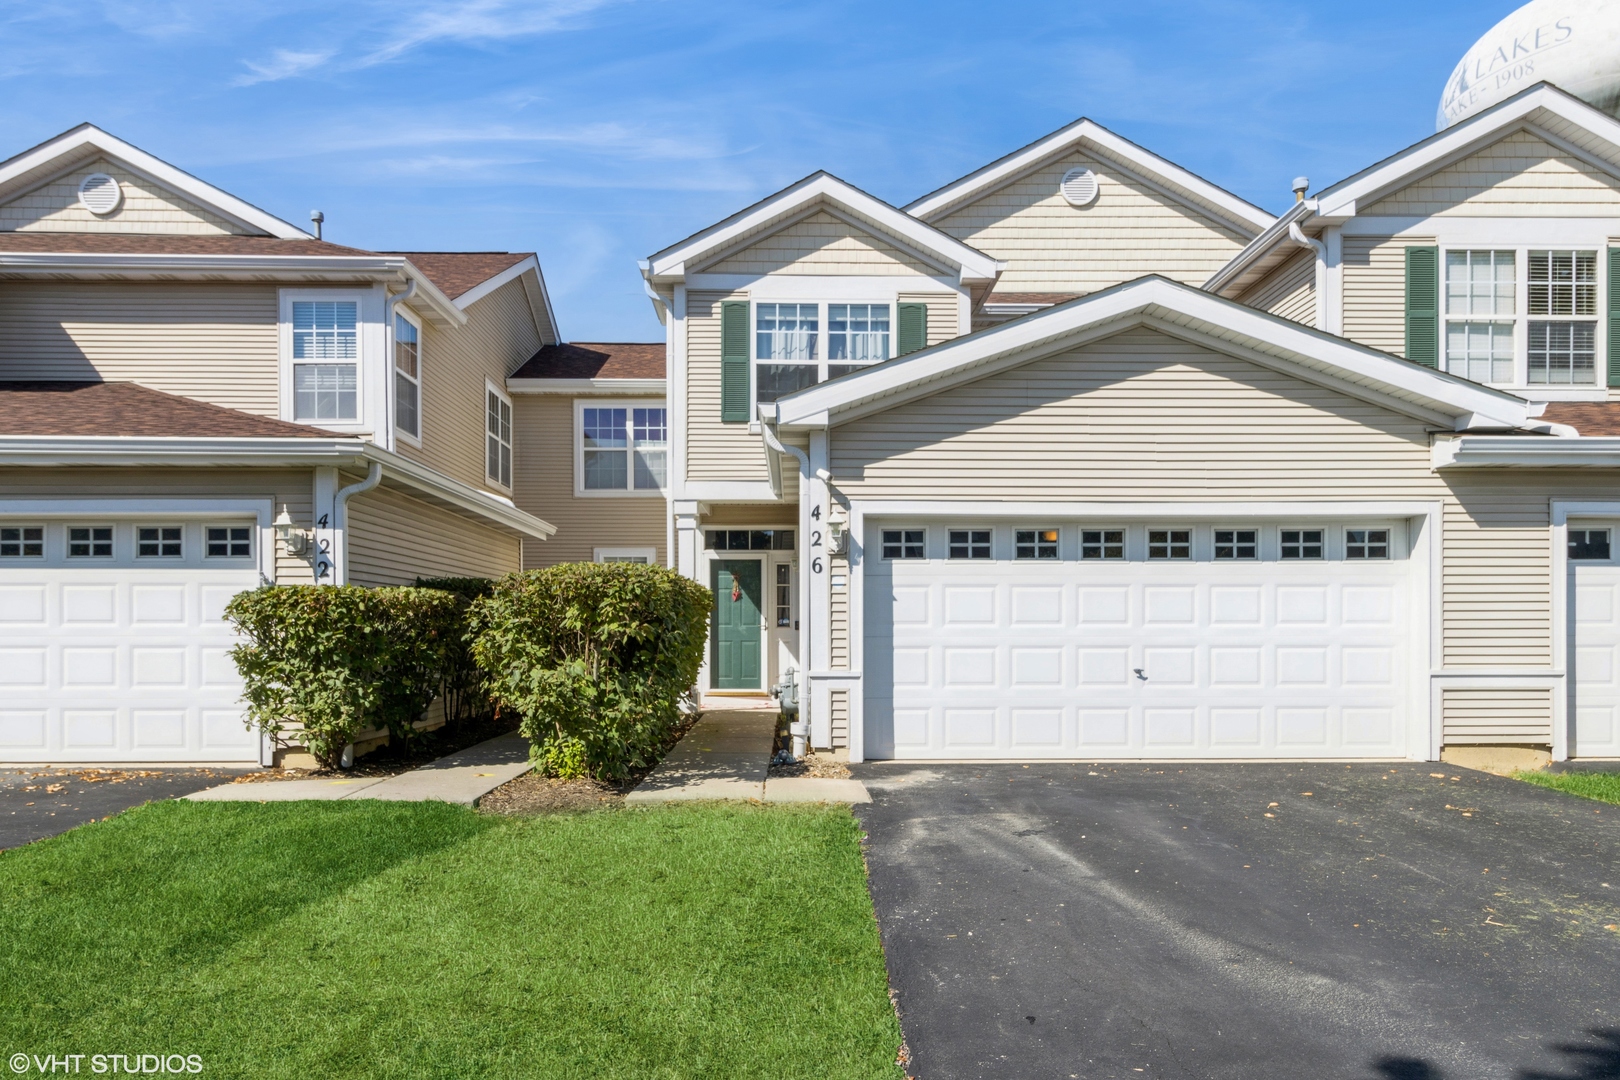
[864,521,1413,760]
[0,520,261,763]
[1570,523,1620,758]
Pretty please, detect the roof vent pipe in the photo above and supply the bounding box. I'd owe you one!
[1291,177,1310,202]
[310,210,324,240]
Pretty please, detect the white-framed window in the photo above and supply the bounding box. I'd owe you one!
[137,525,183,558]
[0,526,43,558]
[394,310,421,441]
[1147,529,1191,560]
[576,400,666,495]
[207,525,253,558]
[594,547,656,564]
[486,383,512,489]
[1570,528,1612,560]
[756,302,890,402]
[1213,529,1257,560]
[881,529,924,559]
[948,529,991,559]
[775,563,793,627]
[1280,529,1324,559]
[705,529,795,551]
[1442,247,1600,387]
[292,299,360,420]
[67,526,113,559]
[1015,528,1059,560]
[1081,529,1124,560]
[1346,529,1389,559]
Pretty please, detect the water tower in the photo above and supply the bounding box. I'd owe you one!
[1439,0,1620,129]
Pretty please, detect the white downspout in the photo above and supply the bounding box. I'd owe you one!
[332,461,382,586]
[761,421,811,760]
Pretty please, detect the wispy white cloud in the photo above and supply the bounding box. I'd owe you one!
[234,47,335,86]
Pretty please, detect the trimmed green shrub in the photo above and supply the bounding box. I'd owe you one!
[469,563,709,780]
[226,585,465,768]
[413,576,497,725]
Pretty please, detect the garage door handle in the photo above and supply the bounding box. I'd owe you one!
[1134,668,1147,681]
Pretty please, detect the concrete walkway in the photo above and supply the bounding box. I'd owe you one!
[626,710,870,804]
[185,732,531,807]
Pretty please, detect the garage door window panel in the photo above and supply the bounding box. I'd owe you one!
[1571,528,1612,560]
[1148,529,1191,560]
[1015,529,1059,560]
[1081,530,1124,560]
[206,526,253,559]
[137,527,183,559]
[0,527,43,558]
[949,530,991,560]
[68,527,113,559]
[1281,529,1324,560]
[882,530,924,560]
[1346,529,1390,560]
[1214,529,1257,560]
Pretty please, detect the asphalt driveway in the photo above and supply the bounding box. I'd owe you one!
[853,762,1618,1080]
[0,766,247,850]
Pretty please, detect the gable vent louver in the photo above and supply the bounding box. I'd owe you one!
[1059,167,1099,208]
[78,173,123,216]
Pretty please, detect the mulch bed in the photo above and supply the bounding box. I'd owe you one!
[478,776,629,814]
[768,751,851,779]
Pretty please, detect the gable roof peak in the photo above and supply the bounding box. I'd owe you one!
[903,116,1274,235]
[0,123,312,240]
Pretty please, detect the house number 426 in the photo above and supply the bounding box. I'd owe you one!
[810,505,823,574]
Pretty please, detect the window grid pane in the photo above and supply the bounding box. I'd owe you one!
[1014,528,1059,560]
[882,529,924,559]
[207,526,253,558]
[0,526,43,558]
[292,301,358,360]
[293,363,358,421]
[1081,529,1124,560]
[756,303,818,362]
[1528,250,1596,316]
[68,526,113,558]
[1528,320,1596,384]
[1570,529,1612,560]
[948,530,991,559]
[1148,529,1191,560]
[488,391,512,487]
[1280,529,1324,560]
[1445,321,1514,384]
[1214,529,1257,559]
[775,563,792,627]
[828,304,890,364]
[1346,529,1390,559]
[632,407,668,490]
[1446,250,1514,315]
[137,526,182,558]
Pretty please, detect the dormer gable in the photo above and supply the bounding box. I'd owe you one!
[0,124,311,239]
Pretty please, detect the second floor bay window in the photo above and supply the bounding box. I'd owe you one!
[292,300,358,420]
[755,302,890,403]
[394,313,421,439]
[581,404,667,493]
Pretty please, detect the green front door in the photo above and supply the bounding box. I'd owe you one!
[712,560,762,689]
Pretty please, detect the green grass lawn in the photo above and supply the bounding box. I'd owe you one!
[0,801,903,1080]
[1512,769,1620,806]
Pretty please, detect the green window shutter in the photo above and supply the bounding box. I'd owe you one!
[896,302,928,357]
[1404,246,1439,368]
[1608,248,1620,387]
[720,300,750,423]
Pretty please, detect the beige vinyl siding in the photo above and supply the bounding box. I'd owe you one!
[1363,131,1620,217]
[0,159,246,234]
[1442,687,1553,745]
[1342,236,1426,357]
[701,210,937,276]
[830,550,850,670]
[927,149,1251,294]
[830,687,849,749]
[512,394,666,568]
[345,482,521,587]
[685,290,771,483]
[1239,250,1316,326]
[897,291,960,346]
[700,504,796,526]
[826,325,1620,671]
[0,466,315,583]
[400,275,546,492]
[0,282,279,414]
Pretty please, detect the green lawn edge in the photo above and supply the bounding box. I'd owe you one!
[1510,769,1620,806]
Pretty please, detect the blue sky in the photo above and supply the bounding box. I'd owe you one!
[0,0,1525,341]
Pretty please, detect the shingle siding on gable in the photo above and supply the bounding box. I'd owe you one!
[1238,249,1316,327]
[1362,130,1620,217]
[0,281,280,414]
[926,151,1249,294]
[0,158,248,235]
[701,210,939,276]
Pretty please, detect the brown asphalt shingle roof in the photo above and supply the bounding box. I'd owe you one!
[0,381,335,438]
[510,342,665,380]
[381,252,532,299]
[0,233,376,257]
[1539,402,1620,436]
[984,292,1085,306]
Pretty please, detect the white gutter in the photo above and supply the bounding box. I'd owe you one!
[331,462,382,586]
[1433,435,1612,469]
[638,260,670,323]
